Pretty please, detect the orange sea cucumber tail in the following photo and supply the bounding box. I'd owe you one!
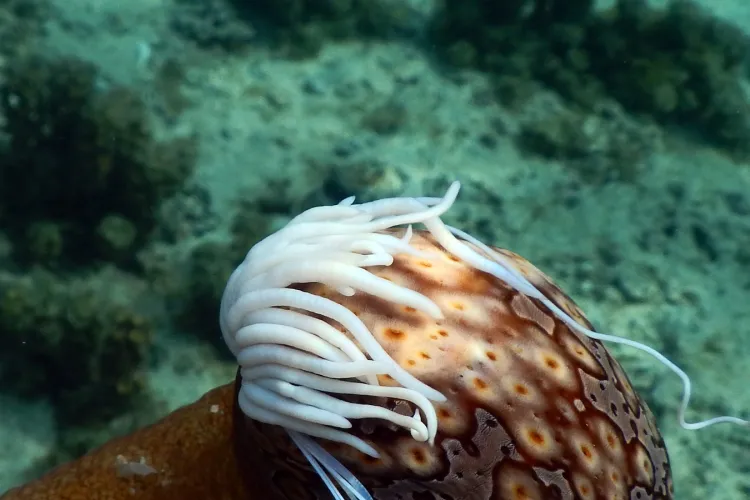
[1,381,252,500]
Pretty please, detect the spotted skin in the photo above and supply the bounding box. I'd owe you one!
[236,230,673,500]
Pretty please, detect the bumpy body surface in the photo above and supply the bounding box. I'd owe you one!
[235,230,673,500]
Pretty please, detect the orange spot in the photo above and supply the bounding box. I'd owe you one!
[438,408,451,418]
[419,352,431,360]
[419,261,433,268]
[606,433,617,448]
[544,357,560,370]
[473,378,488,390]
[430,334,439,340]
[486,351,497,361]
[528,430,545,446]
[611,472,619,483]
[514,384,529,396]
[452,302,465,311]
[386,328,406,340]
[404,306,416,313]
[407,359,416,366]
[448,255,460,262]
[580,444,593,460]
[438,329,449,337]
[513,485,530,499]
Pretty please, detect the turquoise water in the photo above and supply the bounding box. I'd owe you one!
[0,0,749,498]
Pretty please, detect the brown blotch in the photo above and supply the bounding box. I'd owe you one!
[419,352,431,360]
[544,357,560,370]
[419,261,433,268]
[580,444,593,460]
[448,255,460,262]
[407,359,416,366]
[404,306,416,313]
[438,329,449,337]
[486,351,497,361]
[429,334,439,340]
[385,328,406,340]
[410,448,426,464]
[438,408,451,419]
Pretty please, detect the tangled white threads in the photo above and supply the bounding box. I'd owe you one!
[219,183,465,499]
[220,180,748,500]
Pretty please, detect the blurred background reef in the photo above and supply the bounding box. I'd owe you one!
[1,0,750,497]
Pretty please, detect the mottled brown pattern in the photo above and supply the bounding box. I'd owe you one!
[237,230,673,500]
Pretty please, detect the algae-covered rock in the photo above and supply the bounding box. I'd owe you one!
[0,53,198,268]
[430,0,750,158]
[516,97,661,184]
[229,0,415,57]
[585,0,750,157]
[0,268,154,425]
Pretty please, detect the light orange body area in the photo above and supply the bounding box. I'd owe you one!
[1,383,250,500]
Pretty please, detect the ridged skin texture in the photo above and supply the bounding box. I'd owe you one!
[237,230,674,500]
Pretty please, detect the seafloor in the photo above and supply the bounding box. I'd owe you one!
[0,0,749,498]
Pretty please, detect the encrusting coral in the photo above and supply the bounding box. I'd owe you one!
[4,182,747,499]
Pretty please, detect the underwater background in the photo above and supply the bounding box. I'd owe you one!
[0,0,749,497]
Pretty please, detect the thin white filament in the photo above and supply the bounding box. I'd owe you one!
[241,383,352,429]
[257,379,429,441]
[442,224,750,431]
[288,429,372,500]
[238,385,379,457]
